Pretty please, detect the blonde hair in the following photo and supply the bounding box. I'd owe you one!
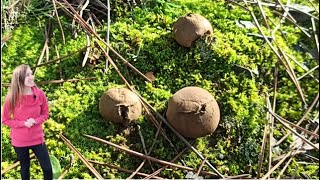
[7,64,30,113]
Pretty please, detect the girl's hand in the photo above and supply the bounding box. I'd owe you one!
[24,121,33,128]
[26,118,36,125]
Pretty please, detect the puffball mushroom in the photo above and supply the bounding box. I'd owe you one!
[166,86,220,138]
[173,13,213,47]
[99,88,142,126]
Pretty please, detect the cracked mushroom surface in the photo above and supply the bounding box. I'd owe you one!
[173,13,213,47]
[99,88,142,126]
[166,86,220,138]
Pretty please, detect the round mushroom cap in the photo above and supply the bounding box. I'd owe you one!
[173,13,213,47]
[166,86,220,138]
[99,88,142,125]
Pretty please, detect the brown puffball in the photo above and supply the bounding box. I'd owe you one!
[99,88,142,126]
[166,86,220,138]
[173,13,213,47]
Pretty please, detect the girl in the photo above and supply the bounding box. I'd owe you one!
[2,64,53,180]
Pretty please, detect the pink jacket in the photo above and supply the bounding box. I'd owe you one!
[2,86,49,147]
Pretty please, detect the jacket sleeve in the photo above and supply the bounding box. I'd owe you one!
[34,90,49,125]
[1,96,25,128]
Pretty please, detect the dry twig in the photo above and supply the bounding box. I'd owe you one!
[60,134,104,180]
[275,93,319,146]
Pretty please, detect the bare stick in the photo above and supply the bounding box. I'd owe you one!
[105,0,110,72]
[297,65,319,81]
[247,0,319,21]
[275,93,319,146]
[195,158,207,177]
[266,109,319,138]
[270,60,279,165]
[270,111,319,150]
[37,77,96,85]
[256,0,271,30]
[261,150,294,180]
[275,155,293,180]
[45,25,50,62]
[274,124,319,178]
[54,45,63,80]
[271,0,290,37]
[256,98,270,178]
[35,46,89,68]
[272,149,306,162]
[273,0,298,23]
[311,18,319,57]
[285,53,319,82]
[307,0,319,14]
[271,10,311,38]
[125,123,161,179]
[2,77,96,87]
[33,28,49,76]
[52,0,65,44]
[138,125,155,170]
[265,93,273,174]
[82,33,91,67]
[308,124,319,141]
[60,134,104,180]
[275,123,319,179]
[88,160,164,179]
[88,13,96,33]
[90,13,102,26]
[277,46,307,106]
[57,154,75,180]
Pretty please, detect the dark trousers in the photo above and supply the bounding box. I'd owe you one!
[13,143,53,180]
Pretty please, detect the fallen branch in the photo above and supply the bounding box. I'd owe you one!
[34,27,49,76]
[266,108,319,138]
[266,93,273,174]
[256,97,271,178]
[52,0,65,44]
[36,77,97,85]
[60,134,104,180]
[125,123,160,179]
[311,18,319,57]
[275,93,319,146]
[275,156,293,180]
[266,108,319,150]
[195,158,207,177]
[57,154,75,180]
[261,150,295,180]
[297,65,319,81]
[88,160,164,179]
